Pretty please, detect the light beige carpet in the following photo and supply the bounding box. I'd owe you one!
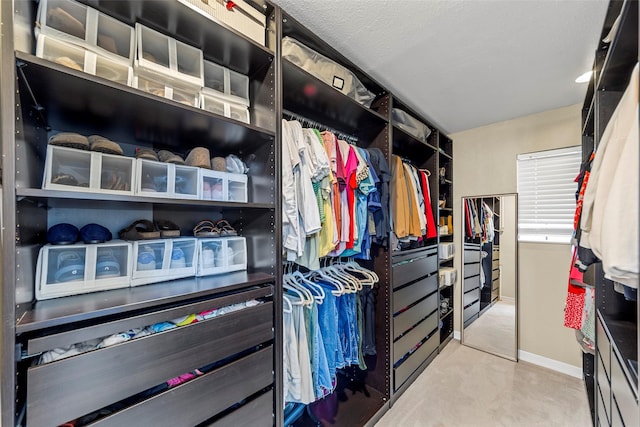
[463,299,516,359]
[375,341,590,427]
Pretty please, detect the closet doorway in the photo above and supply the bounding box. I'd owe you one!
[460,194,518,361]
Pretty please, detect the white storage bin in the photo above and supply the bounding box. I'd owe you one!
[135,159,200,200]
[42,145,135,195]
[37,0,135,63]
[36,0,89,42]
[228,68,250,105]
[131,238,197,286]
[196,236,247,277]
[439,242,455,260]
[35,241,132,300]
[93,53,133,86]
[202,60,250,106]
[178,0,266,46]
[134,72,200,107]
[203,60,226,95]
[37,34,88,72]
[200,92,250,123]
[198,169,248,202]
[439,267,457,288]
[135,23,204,86]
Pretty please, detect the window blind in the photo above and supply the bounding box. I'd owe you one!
[516,146,581,243]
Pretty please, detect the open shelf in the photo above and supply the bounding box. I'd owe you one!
[601,312,638,393]
[16,271,275,333]
[16,188,275,210]
[597,0,638,92]
[392,124,438,151]
[282,59,387,141]
[16,53,275,151]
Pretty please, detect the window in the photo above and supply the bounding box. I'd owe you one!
[517,146,581,243]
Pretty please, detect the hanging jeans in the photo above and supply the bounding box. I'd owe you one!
[316,282,343,381]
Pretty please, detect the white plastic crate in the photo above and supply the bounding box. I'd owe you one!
[42,145,135,195]
[36,0,135,63]
[439,267,457,288]
[200,91,250,123]
[203,59,250,106]
[135,23,204,87]
[196,236,247,277]
[135,159,199,200]
[439,242,455,260]
[199,169,248,202]
[35,240,132,300]
[133,71,200,107]
[178,0,266,46]
[131,238,197,286]
[36,35,133,86]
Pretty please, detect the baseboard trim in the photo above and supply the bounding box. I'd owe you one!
[453,330,461,341]
[518,350,582,379]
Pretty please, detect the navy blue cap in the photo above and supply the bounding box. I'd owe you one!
[47,223,79,245]
[79,223,112,244]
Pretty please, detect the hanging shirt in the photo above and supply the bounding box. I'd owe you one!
[419,170,438,239]
[282,119,303,260]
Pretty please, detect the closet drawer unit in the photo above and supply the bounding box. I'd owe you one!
[393,310,438,363]
[463,288,479,308]
[491,288,499,301]
[463,262,479,278]
[393,292,438,339]
[596,315,611,375]
[598,353,611,419]
[392,249,438,287]
[393,274,438,313]
[463,275,479,292]
[26,301,273,427]
[492,259,500,269]
[208,390,273,427]
[611,397,624,427]
[394,331,439,389]
[464,249,480,263]
[610,351,639,427]
[463,301,480,323]
[597,384,609,426]
[90,347,273,427]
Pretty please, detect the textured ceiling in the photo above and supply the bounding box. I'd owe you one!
[272,0,609,133]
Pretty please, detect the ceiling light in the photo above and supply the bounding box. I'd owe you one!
[575,71,592,83]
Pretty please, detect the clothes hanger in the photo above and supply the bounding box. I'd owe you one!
[292,270,325,304]
[283,294,293,313]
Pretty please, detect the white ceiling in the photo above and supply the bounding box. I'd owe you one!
[272,0,610,134]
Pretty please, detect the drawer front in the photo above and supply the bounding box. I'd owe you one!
[93,347,273,427]
[598,354,611,421]
[394,332,439,390]
[393,311,438,363]
[491,288,499,301]
[394,292,438,339]
[393,274,438,313]
[463,275,479,292]
[610,352,639,427]
[393,252,438,287]
[463,263,479,278]
[463,288,480,307]
[463,301,479,323]
[464,249,480,263]
[611,396,624,427]
[596,316,610,377]
[209,390,274,427]
[597,384,609,427]
[492,259,500,270]
[27,302,274,427]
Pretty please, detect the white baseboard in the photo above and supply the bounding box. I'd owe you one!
[453,330,461,341]
[518,350,582,379]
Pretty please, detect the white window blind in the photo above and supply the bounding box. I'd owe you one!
[517,146,581,243]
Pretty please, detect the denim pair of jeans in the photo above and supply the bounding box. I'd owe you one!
[338,292,360,366]
[305,300,333,399]
[317,281,343,381]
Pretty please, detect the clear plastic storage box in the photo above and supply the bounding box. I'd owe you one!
[439,242,455,260]
[35,241,132,300]
[196,236,247,277]
[42,145,135,195]
[131,238,197,286]
[199,169,248,202]
[135,159,200,200]
[203,59,250,106]
[439,267,457,288]
[200,92,250,123]
[134,71,200,107]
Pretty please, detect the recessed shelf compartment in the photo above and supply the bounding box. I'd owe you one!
[597,0,638,91]
[15,52,275,152]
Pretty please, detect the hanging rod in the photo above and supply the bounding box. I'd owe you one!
[282,109,359,144]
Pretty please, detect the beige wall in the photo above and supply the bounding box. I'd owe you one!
[451,103,583,368]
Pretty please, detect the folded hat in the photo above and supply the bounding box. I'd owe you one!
[88,135,124,156]
[158,150,185,165]
[136,147,158,161]
[211,156,227,172]
[47,223,79,245]
[79,223,113,244]
[226,154,247,174]
[185,147,211,169]
[48,132,89,150]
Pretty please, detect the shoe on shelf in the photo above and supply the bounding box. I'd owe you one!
[170,247,186,269]
[54,251,85,283]
[202,246,215,268]
[137,246,157,271]
[96,249,121,278]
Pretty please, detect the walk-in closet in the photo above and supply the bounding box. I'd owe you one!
[0,0,637,426]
